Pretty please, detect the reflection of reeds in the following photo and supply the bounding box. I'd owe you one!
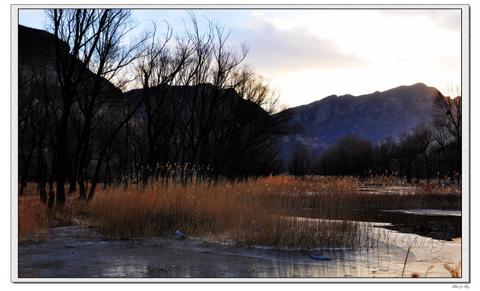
[401,246,411,277]
[424,265,434,277]
[443,262,461,277]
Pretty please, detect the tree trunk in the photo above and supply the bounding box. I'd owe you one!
[424,153,430,183]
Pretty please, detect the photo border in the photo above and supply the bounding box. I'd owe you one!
[10,3,471,283]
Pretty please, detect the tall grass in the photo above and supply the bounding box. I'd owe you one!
[18,193,88,242]
[87,178,374,249]
[18,196,49,241]
[18,176,461,249]
[443,262,461,277]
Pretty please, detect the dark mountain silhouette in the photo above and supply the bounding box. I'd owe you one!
[276,83,441,163]
[19,25,61,66]
[18,25,282,178]
[123,83,270,119]
[18,25,122,99]
[19,24,269,118]
[18,24,441,172]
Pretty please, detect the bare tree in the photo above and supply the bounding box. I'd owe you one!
[47,9,114,206]
[411,126,433,183]
[433,90,462,182]
[288,143,312,177]
[69,10,145,199]
[134,21,193,184]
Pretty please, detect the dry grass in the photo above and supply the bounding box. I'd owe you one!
[88,178,373,249]
[18,176,461,248]
[401,246,412,277]
[18,190,89,242]
[443,262,461,278]
[424,265,435,277]
[260,177,460,217]
[360,175,461,194]
[417,181,462,195]
[18,196,49,241]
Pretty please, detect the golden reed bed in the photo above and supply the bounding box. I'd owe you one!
[18,176,460,249]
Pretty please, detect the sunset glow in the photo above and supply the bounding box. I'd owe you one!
[19,9,461,107]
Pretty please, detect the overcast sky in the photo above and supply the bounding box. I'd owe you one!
[19,9,461,107]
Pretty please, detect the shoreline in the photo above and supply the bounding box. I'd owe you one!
[18,221,461,278]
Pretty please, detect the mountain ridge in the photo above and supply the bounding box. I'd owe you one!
[18,24,442,167]
[275,82,442,164]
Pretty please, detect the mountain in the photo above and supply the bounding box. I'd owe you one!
[276,83,441,163]
[18,25,122,99]
[18,24,269,118]
[18,25,442,172]
[123,83,269,118]
[18,25,281,177]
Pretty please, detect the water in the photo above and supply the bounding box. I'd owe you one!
[18,224,460,278]
[288,208,462,241]
[382,209,461,217]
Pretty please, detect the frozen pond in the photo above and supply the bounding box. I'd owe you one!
[290,208,461,241]
[382,209,461,217]
[18,224,461,279]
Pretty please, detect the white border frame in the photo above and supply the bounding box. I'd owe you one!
[10,3,470,283]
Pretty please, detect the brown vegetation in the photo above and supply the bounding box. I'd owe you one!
[18,194,88,242]
[19,176,460,250]
[86,176,377,249]
[443,262,461,278]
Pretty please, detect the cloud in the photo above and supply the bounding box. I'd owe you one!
[238,18,368,73]
[439,55,461,71]
[379,10,461,31]
[429,10,462,31]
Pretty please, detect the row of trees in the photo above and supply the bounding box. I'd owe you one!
[18,9,287,207]
[288,93,462,184]
[18,9,463,209]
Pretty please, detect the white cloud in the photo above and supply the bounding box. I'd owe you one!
[240,10,461,107]
[242,18,368,73]
[19,9,462,107]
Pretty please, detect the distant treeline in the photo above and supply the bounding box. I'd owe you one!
[288,94,462,184]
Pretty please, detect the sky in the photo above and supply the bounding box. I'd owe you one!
[18,9,462,107]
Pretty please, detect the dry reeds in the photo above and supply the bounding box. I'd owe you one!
[401,246,412,277]
[443,262,461,278]
[18,196,49,242]
[18,191,89,242]
[87,179,373,249]
[17,176,461,248]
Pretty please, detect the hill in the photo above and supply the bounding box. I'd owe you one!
[276,83,441,163]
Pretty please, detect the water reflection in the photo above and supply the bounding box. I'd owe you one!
[97,241,411,278]
[19,226,460,278]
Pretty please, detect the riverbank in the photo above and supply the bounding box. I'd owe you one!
[17,176,461,279]
[19,176,461,247]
